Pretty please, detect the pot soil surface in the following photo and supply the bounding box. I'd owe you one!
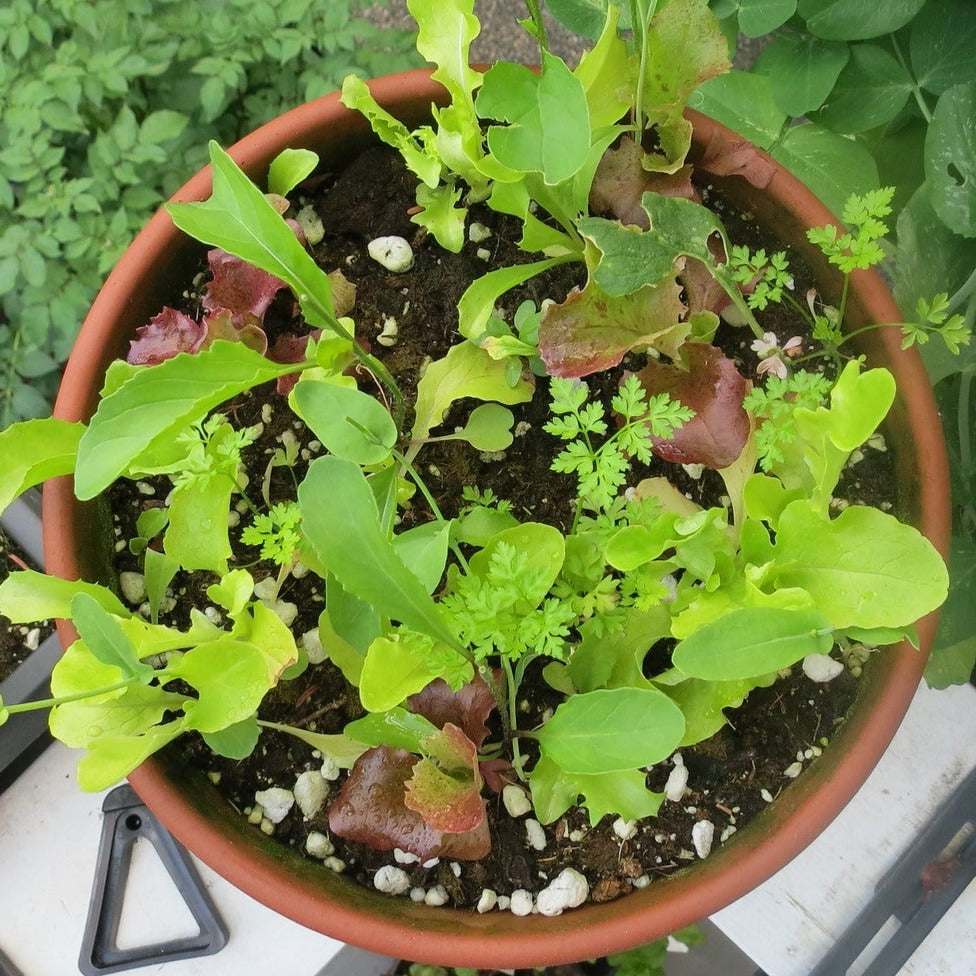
[106,145,894,911]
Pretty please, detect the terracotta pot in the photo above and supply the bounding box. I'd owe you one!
[43,69,951,969]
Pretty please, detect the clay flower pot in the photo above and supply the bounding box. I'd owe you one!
[43,69,950,969]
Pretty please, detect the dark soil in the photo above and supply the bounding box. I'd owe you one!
[106,144,894,914]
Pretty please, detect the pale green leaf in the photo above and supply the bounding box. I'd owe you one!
[267,147,319,197]
[203,716,260,759]
[50,684,185,748]
[673,606,833,681]
[164,477,233,574]
[345,707,439,754]
[393,520,452,595]
[772,501,949,630]
[0,570,127,623]
[468,522,566,609]
[359,633,446,712]
[291,377,397,465]
[454,403,515,451]
[0,418,84,514]
[75,341,295,500]
[77,721,185,792]
[411,341,534,443]
[536,687,686,774]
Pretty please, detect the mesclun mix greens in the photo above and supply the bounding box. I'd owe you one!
[0,0,958,884]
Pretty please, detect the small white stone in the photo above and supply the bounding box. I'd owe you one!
[253,577,277,601]
[319,756,341,781]
[269,600,298,627]
[496,895,511,911]
[25,628,40,651]
[477,889,498,913]
[535,868,589,916]
[424,885,449,907]
[323,856,346,873]
[254,787,294,824]
[227,510,240,528]
[449,861,461,878]
[632,874,651,889]
[247,805,264,825]
[476,247,492,261]
[509,889,534,916]
[305,831,335,859]
[692,820,714,859]
[261,403,274,424]
[260,818,275,835]
[784,761,804,779]
[136,481,155,496]
[367,235,414,272]
[681,463,705,480]
[376,316,399,347]
[612,818,637,841]
[297,205,324,245]
[665,763,689,802]
[373,865,411,895]
[203,605,223,626]
[421,857,440,869]
[119,572,147,606]
[393,848,420,865]
[760,788,774,803]
[410,887,426,902]
[301,628,327,664]
[525,819,547,851]
[502,784,532,818]
[568,829,585,843]
[802,653,844,683]
[468,222,492,243]
[720,825,738,843]
[294,770,328,818]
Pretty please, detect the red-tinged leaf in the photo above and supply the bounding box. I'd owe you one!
[127,307,207,365]
[203,248,286,327]
[539,275,687,378]
[696,128,777,189]
[407,675,496,749]
[633,343,749,469]
[329,746,491,860]
[268,330,320,395]
[590,136,699,228]
[680,256,732,319]
[404,724,485,833]
[479,757,515,794]
[202,309,268,355]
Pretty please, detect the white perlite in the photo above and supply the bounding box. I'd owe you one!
[664,763,689,802]
[477,889,498,913]
[535,868,589,917]
[305,831,335,859]
[119,571,147,605]
[393,848,420,865]
[301,627,327,664]
[692,820,715,859]
[254,787,294,824]
[319,756,341,781]
[612,818,637,841]
[784,760,804,779]
[367,235,414,272]
[373,865,411,895]
[294,770,328,818]
[802,653,844,683]
[525,818,547,851]
[509,889,534,916]
[502,784,532,818]
[424,885,449,907]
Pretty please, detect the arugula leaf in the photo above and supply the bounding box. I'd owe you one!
[299,456,461,649]
[69,593,153,682]
[167,142,336,326]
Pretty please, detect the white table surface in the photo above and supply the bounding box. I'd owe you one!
[2,681,974,976]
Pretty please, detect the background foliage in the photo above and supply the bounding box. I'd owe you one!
[0,0,418,425]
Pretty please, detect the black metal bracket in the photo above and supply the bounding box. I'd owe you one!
[807,762,976,976]
[79,784,229,975]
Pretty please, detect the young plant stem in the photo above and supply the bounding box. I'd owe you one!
[392,449,470,574]
[2,679,139,715]
[523,0,548,53]
[890,34,933,123]
[501,657,525,778]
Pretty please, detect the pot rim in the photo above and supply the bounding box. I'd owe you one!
[43,67,951,969]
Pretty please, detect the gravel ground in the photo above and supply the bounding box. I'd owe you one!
[364,0,588,65]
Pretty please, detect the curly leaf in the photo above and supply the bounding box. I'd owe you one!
[407,674,496,749]
[329,746,491,860]
[538,273,686,378]
[405,723,484,833]
[411,341,534,442]
[0,418,84,514]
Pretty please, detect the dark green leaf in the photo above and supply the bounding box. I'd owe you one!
[754,37,850,118]
[815,44,913,133]
[738,0,797,37]
[70,593,153,683]
[910,0,976,95]
[798,0,925,40]
[924,83,976,238]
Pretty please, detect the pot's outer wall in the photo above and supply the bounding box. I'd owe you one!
[43,71,951,969]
